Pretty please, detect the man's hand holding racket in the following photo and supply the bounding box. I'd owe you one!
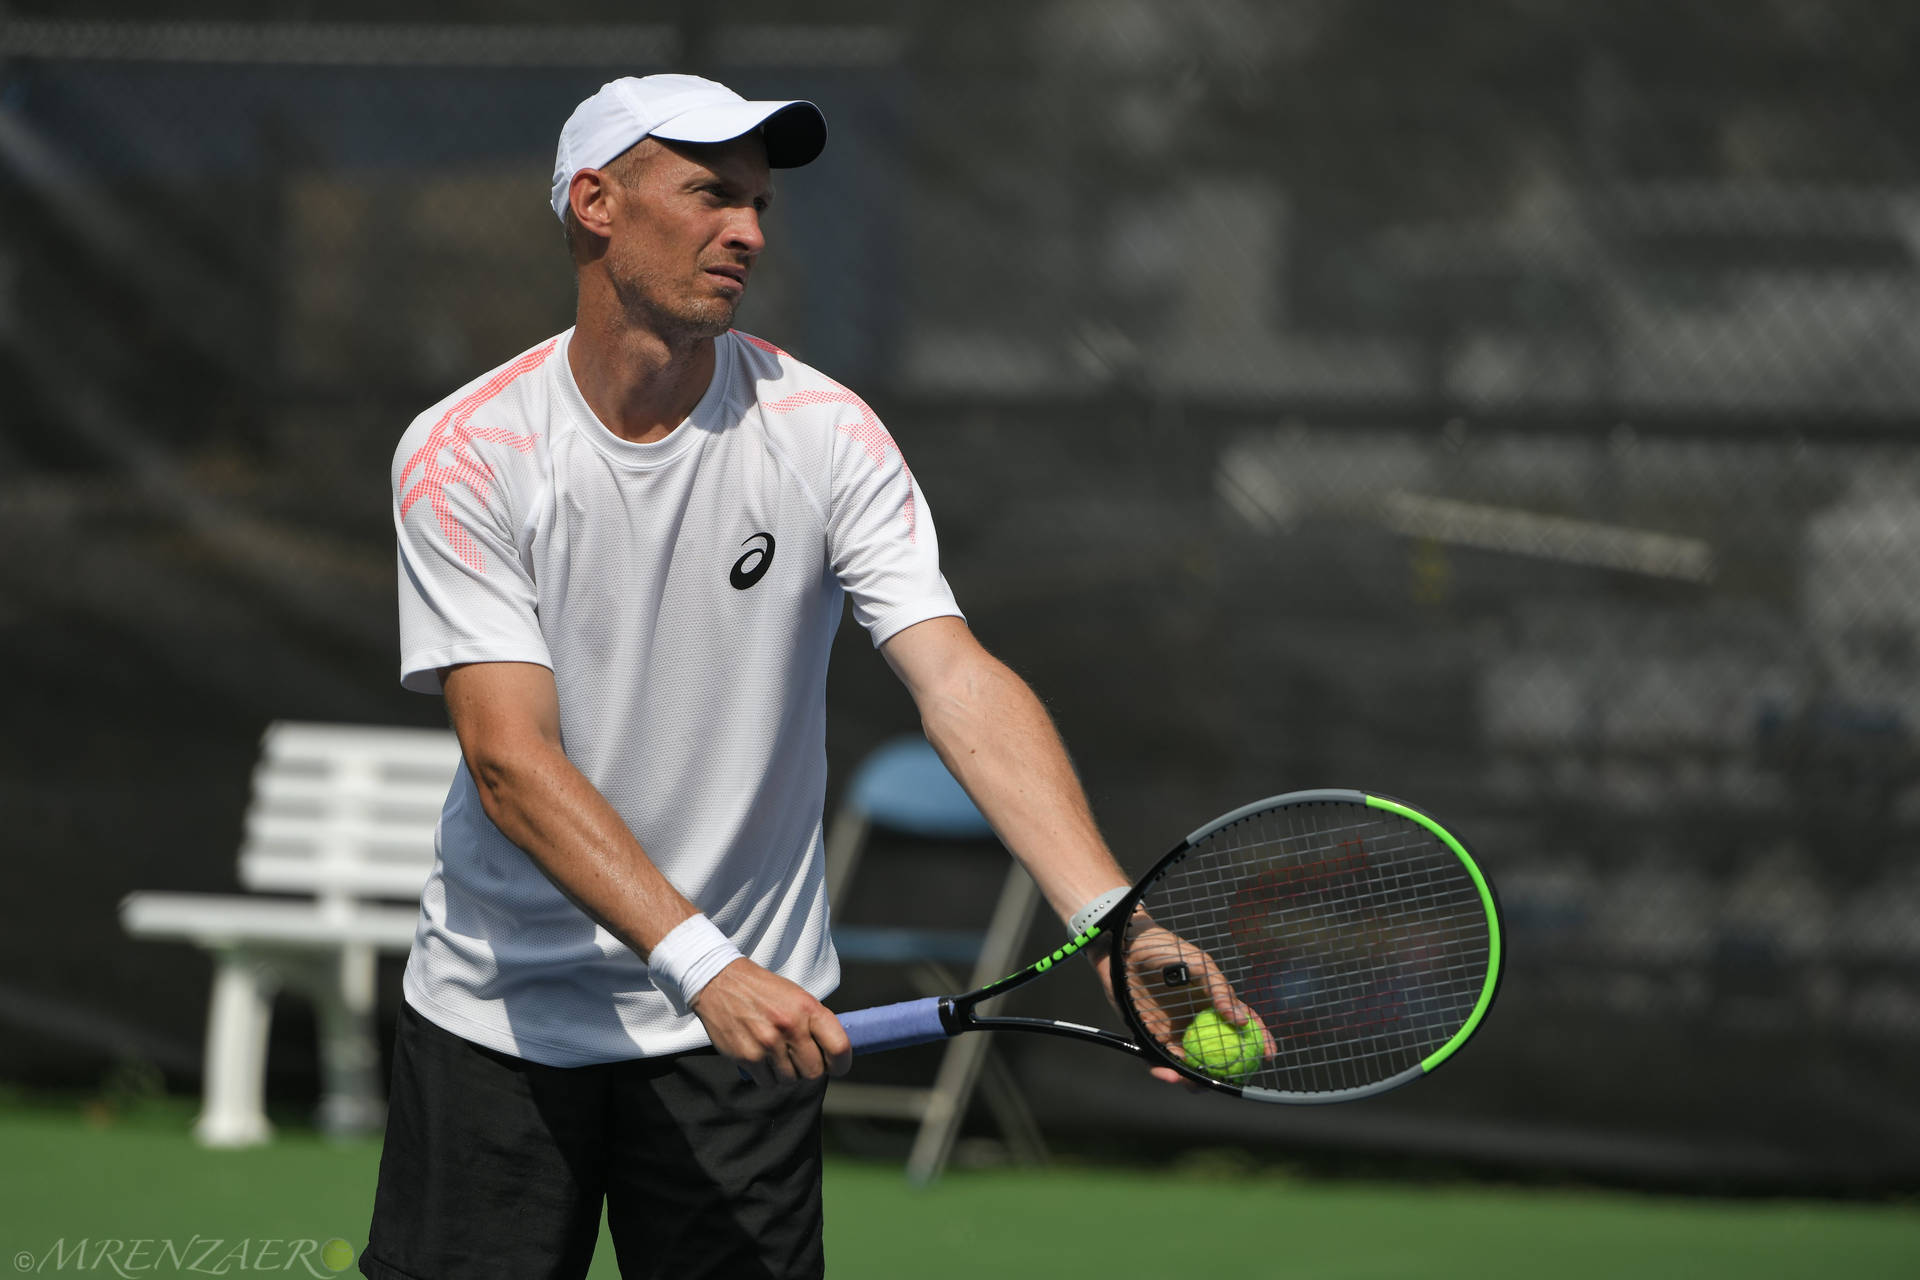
[692,959,853,1087]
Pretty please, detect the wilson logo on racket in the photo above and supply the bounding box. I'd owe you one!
[1031,926,1099,973]
[729,532,776,590]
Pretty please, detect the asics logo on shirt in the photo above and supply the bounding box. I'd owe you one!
[730,532,776,590]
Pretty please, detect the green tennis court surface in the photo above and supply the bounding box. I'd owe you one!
[3,1104,1914,1279]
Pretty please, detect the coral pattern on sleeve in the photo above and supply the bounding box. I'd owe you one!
[735,328,917,543]
[396,339,557,571]
[761,402,916,544]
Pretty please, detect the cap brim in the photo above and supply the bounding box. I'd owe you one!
[649,99,827,169]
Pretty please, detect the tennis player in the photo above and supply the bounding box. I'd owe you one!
[363,74,1233,1280]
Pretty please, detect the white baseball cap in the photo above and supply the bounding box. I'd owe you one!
[550,73,827,221]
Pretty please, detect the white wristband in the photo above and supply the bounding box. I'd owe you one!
[646,913,744,1015]
[1068,887,1131,940]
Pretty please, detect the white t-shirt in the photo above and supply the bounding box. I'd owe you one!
[392,327,963,1066]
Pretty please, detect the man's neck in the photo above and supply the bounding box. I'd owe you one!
[567,291,719,445]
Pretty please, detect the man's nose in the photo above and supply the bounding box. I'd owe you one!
[724,208,765,256]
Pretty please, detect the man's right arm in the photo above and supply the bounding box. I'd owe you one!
[441,659,851,1085]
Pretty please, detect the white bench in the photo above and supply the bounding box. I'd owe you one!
[119,721,461,1147]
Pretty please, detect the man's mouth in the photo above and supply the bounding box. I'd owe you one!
[705,265,748,289]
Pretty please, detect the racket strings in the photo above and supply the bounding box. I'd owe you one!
[1121,801,1491,1098]
[1228,811,1484,1091]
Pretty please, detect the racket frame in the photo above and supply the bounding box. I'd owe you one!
[840,789,1504,1106]
[1105,788,1504,1102]
[837,786,1497,1105]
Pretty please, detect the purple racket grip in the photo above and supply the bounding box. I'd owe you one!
[838,997,950,1054]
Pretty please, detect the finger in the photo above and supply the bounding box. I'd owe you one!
[817,1013,853,1078]
[1246,1011,1276,1058]
[750,1031,796,1086]
[1208,982,1274,1059]
[1148,1065,1208,1093]
[1194,955,1258,1030]
[1189,952,1233,1008]
[1200,975,1269,1042]
[786,1033,827,1082]
[1220,992,1266,1043]
[1133,995,1174,1046]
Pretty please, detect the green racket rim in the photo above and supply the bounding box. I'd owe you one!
[1118,789,1504,1103]
[1363,793,1502,1074]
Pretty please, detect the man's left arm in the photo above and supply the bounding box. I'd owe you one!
[879,615,1263,1086]
[884,618,1223,1080]
[879,614,1130,929]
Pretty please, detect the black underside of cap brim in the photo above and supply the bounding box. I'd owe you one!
[761,102,827,169]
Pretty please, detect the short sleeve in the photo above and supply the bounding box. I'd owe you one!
[392,418,552,694]
[826,402,964,646]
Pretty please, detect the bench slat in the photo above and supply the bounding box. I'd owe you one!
[239,856,433,897]
[261,721,464,767]
[242,811,447,850]
[249,772,456,809]
[229,722,460,895]
[120,891,421,949]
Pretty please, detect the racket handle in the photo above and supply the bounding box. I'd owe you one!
[837,997,950,1054]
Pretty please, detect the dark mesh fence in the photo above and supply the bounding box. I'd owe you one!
[5,3,1920,1188]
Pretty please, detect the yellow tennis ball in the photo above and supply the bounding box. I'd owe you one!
[1181,1009,1262,1081]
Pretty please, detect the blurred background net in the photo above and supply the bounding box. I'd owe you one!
[6,0,1920,1189]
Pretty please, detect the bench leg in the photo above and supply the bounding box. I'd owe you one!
[194,949,278,1148]
[313,942,386,1138]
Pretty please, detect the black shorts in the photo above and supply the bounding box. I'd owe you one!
[359,1002,827,1280]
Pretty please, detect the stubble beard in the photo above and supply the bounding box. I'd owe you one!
[607,258,738,345]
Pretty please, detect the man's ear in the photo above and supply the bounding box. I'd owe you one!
[569,168,619,242]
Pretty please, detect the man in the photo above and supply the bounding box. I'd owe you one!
[363,74,1196,1280]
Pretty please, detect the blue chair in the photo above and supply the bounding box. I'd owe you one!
[824,735,1046,1183]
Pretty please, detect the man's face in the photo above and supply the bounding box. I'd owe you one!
[596,135,773,342]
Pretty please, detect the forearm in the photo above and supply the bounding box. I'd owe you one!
[465,724,845,1079]
[468,736,698,958]
[439,661,843,1079]
[916,654,1129,925]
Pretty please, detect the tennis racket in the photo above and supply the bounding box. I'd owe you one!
[835,789,1503,1103]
